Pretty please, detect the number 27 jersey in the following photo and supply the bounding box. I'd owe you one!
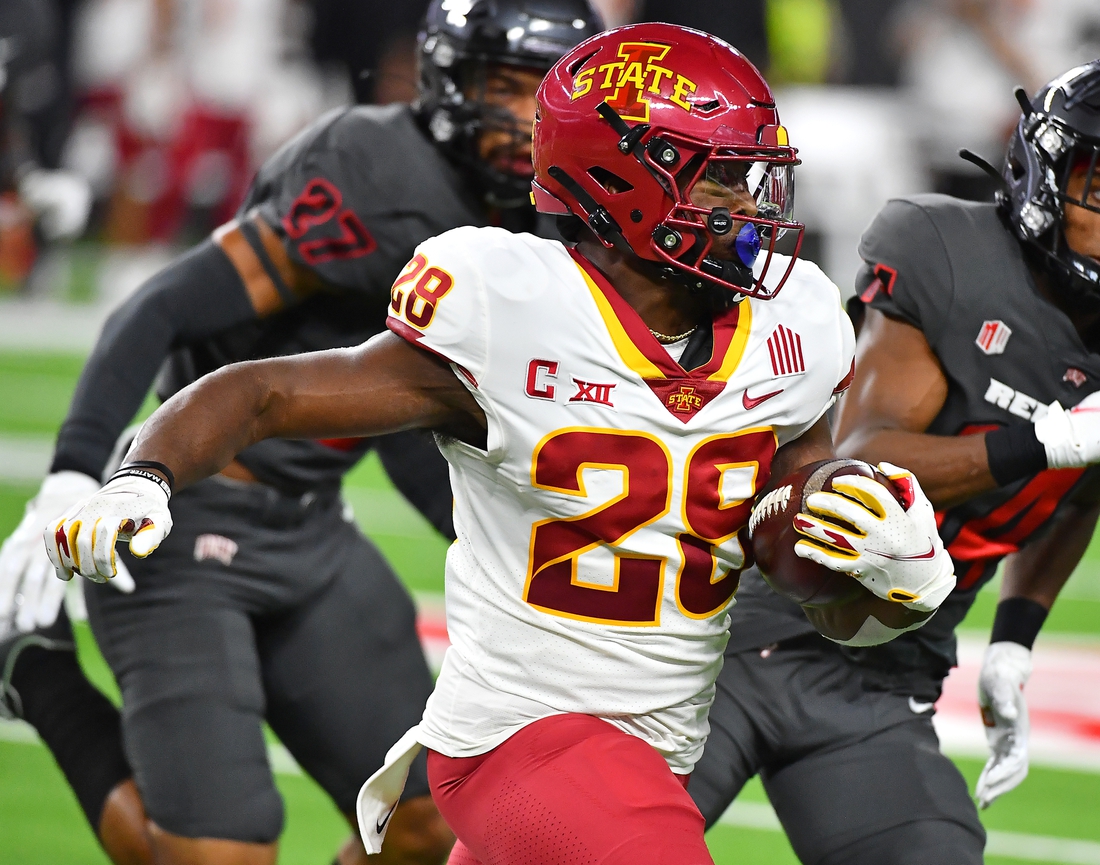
[387,226,855,772]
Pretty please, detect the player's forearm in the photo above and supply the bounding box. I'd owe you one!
[123,360,286,489]
[835,427,995,509]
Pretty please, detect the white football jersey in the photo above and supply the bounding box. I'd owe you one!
[387,226,855,772]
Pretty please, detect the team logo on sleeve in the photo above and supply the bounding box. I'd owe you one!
[1064,368,1088,388]
[976,320,1012,355]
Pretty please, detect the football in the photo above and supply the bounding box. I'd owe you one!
[749,459,932,641]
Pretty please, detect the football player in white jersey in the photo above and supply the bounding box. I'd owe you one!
[43,23,955,865]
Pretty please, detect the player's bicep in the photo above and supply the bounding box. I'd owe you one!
[833,308,948,442]
[770,416,836,481]
[213,215,323,318]
[258,332,485,445]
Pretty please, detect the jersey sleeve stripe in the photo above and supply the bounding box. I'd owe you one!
[833,359,856,393]
[386,317,479,387]
[213,220,286,317]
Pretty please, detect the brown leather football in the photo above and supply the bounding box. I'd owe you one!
[748,458,932,641]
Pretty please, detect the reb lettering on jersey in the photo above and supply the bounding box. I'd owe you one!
[570,378,616,407]
[983,377,1049,422]
[570,41,697,122]
[526,359,559,401]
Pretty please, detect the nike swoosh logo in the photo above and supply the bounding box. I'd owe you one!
[865,542,937,561]
[376,800,399,835]
[742,387,784,410]
[908,697,935,714]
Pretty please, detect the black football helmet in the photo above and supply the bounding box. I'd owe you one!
[416,0,603,207]
[1003,61,1100,295]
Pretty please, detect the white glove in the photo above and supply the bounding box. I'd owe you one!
[1034,392,1100,469]
[44,473,172,584]
[793,462,956,613]
[0,472,135,635]
[976,641,1032,808]
[18,168,93,242]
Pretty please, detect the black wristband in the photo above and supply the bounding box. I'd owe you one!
[111,464,173,500]
[990,597,1049,649]
[985,424,1048,486]
[121,460,175,490]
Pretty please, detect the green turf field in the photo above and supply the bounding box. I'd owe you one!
[3,350,1100,864]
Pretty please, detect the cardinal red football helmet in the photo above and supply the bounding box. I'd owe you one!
[532,23,802,299]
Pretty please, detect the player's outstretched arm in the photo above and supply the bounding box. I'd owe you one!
[130,332,484,488]
[2,232,294,633]
[44,334,483,583]
[834,309,997,509]
[975,498,1100,808]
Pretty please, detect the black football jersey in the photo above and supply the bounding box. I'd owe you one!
[157,105,488,494]
[728,195,1100,698]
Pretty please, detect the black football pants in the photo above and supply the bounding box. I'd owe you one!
[85,475,433,843]
[690,634,985,865]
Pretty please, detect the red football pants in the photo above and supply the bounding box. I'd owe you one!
[427,713,713,865]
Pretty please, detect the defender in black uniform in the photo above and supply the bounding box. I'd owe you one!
[688,63,1100,864]
[0,3,601,864]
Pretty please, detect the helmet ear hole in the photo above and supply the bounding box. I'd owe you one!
[587,166,634,195]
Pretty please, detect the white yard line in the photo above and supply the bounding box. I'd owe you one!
[718,801,1100,865]
[0,718,304,775]
[0,434,53,484]
[0,249,173,352]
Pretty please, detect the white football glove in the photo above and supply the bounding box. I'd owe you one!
[976,641,1032,809]
[44,473,172,584]
[793,462,956,613]
[17,168,93,242]
[0,472,135,635]
[1034,392,1100,469]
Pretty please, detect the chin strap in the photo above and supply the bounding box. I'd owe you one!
[698,256,754,289]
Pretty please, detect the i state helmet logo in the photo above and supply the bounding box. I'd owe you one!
[976,320,1012,355]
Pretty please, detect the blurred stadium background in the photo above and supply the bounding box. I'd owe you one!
[2,0,1100,862]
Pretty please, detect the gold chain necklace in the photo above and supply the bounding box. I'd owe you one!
[649,326,698,344]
